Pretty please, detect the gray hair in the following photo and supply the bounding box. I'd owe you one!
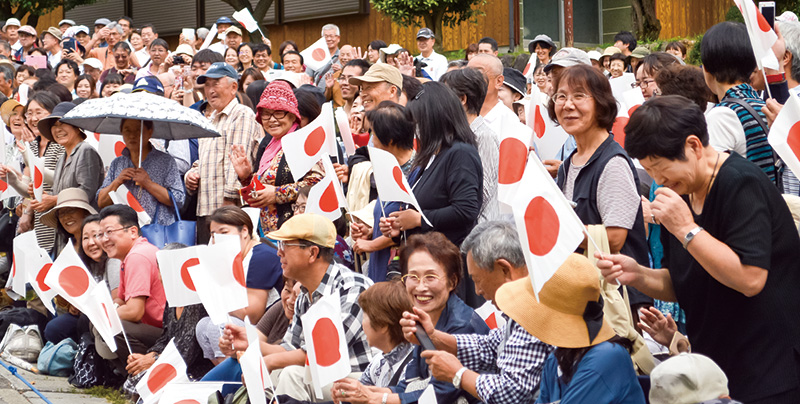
[0,40,10,54]
[196,27,210,40]
[321,24,340,36]
[0,63,13,82]
[448,59,467,69]
[780,21,800,83]
[106,22,124,35]
[460,221,526,271]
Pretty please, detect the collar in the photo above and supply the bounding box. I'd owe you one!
[212,96,240,119]
[384,342,414,365]
[470,115,486,131]
[723,83,760,101]
[418,50,437,60]
[67,140,88,157]
[121,237,148,269]
[301,261,340,301]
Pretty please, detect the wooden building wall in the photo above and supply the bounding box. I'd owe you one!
[15,7,65,35]
[656,0,728,39]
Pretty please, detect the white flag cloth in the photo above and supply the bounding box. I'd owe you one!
[281,102,336,180]
[22,244,57,315]
[735,0,780,70]
[109,184,152,227]
[29,152,45,202]
[609,73,637,103]
[418,384,438,404]
[136,339,190,404]
[159,382,224,404]
[156,247,202,307]
[301,37,332,72]
[368,147,431,226]
[200,24,217,50]
[240,320,275,404]
[0,175,20,201]
[511,157,586,298]
[335,107,356,156]
[302,290,351,398]
[44,240,98,307]
[305,158,347,221]
[622,88,645,117]
[233,8,260,33]
[497,123,533,206]
[526,98,569,161]
[768,90,800,177]
[475,301,506,330]
[192,239,248,324]
[83,282,124,352]
[10,231,37,296]
[95,134,126,169]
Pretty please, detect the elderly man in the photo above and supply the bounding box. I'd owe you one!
[42,27,63,67]
[415,28,448,80]
[0,41,10,60]
[3,19,20,52]
[402,221,553,404]
[208,16,235,55]
[0,64,13,98]
[467,54,520,138]
[349,63,403,111]
[13,25,37,63]
[263,213,373,402]
[323,44,357,107]
[224,26,243,51]
[184,62,260,244]
[306,24,341,89]
[99,42,136,83]
[87,21,125,70]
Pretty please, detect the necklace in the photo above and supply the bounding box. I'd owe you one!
[691,153,720,207]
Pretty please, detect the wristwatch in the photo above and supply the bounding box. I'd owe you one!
[452,367,468,389]
[682,226,704,249]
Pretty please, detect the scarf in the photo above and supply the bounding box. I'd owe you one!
[258,122,299,176]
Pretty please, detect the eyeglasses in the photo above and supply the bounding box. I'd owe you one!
[401,273,442,286]
[291,203,306,213]
[631,79,656,89]
[99,226,131,239]
[552,92,592,106]
[261,110,289,121]
[338,75,355,83]
[276,240,308,251]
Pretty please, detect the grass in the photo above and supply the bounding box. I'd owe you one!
[78,386,130,404]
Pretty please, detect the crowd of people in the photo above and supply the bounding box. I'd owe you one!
[0,8,799,404]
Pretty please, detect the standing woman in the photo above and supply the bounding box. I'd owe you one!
[237,43,254,73]
[74,74,98,99]
[135,38,169,80]
[529,34,557,70]
[54,59,80,98]
[224,47,239,69]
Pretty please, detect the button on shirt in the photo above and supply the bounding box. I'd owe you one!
[415,50,448,81]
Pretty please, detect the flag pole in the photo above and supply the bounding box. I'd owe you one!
[121,327,134,355]
[583,228,621,286]
[761,69,774,99]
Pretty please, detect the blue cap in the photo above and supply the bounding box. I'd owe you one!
[132,76,165,96]
[197,62,238,84]
[216,16,234,25]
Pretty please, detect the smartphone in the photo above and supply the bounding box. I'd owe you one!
[760,1,776,30]
[414,324,437,351]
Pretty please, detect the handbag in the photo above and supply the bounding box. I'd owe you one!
[141,189,196,248]
[68,332,124,388]
[37,338,78,376]
[239,176,265,206]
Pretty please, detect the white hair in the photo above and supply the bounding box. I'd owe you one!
[321,24,340,36]
[106,22,124,35]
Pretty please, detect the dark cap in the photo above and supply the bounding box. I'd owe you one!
[132,76,165,96]
[197,62,239,84]
[38,102,79,143]
[216,16,235,25]
[416,28,434,39]
[503,67,527,97]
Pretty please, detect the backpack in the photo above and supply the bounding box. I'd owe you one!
[68,332,124,388]
[37,338,78,376]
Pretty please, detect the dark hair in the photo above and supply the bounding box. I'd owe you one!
[358,281,413,346]
[613,31,637,51]
[16,65,36,80]
[141,24,157,34]
[112,41,131,53]
[440,67,487,116]
[252,43,271,56]
[100,73,124,96]
[282,50,303,66]
[369,40,387,51]
[99,204,140,232]
[624,95,708,160]
[75,74,98,99]
[406,81,477,170]
[547,64,617,132]
[118,16,133,26]
[34,68,55,81]
[655,64,713,108]
[344,58,370,75]
[193,49,224,65]
[478,36,498,52]
[399,232,463,289]
[638,52,680,79]
[366,101,414,150]
[26,91,59,116]
[46,83,73,102]
[119,119,154,132]
[245,80,268,112]
[149,38,169,52]
[239,67,265,91]
[293,88,322,122]
[77,214,109,281]
[209,206,254,236]
[608,53,627,68]
[237,42,255,71]
[664,41,686,57]
[555,335,633,384]
[279,40,298,56]
[701,22,755,84]
[464,43,479,60]
[55,59,79,78]
[401,75,422,102]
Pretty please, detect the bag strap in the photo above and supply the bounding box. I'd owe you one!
[721,97,770,135]
[167,189,182,221]
[389,351,415,386]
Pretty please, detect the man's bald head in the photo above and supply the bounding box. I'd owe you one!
[468,54,504,79]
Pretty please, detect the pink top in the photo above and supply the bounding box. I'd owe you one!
[119,237,166,328]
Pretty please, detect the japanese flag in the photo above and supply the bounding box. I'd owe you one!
[96,134,126,169]
[497,121,533,207]
[192,239,248,324]
[305,158,347,221]
[475,301,506,330]
[527,98,569,161]
[281,102,336,180]
[368,147,431,225]
[522,53,537,80]
[622,88,645,117]
[302,290,350,399]
[159,382,224,404]
[735,0,780,70]
[136,339,190,404]
[83,282,124,352]
[30,153,45,202]
[44,240,98,308]
[156,246,202,307]
[301,37,332,72]
[510,157,585,298]
[22,244,58,315]
[233,8,260,33]
[9,231,36,297]
[240,320,275,404]
[0,174,20,200]
[768,90,800,177]
[110,184,152,227]
[335,107,356,156]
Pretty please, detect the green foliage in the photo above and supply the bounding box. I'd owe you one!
[0,0,98,23]
[370,0,486,32]
[686,34,702,66]
[79,386,128,404]
[725,5,745,23]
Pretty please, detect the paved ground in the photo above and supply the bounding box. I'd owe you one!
[0,364,113,404]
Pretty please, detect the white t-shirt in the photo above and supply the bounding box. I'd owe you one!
[705,103,747,156]
[415,50,448,81]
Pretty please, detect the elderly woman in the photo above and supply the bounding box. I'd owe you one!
[335,232,490,404]
[135,38,169,80]
[97,119,185,225]
[230,80,323,232]
[99,42,135,84]
[599,95,800,404]
[633,52,679,101]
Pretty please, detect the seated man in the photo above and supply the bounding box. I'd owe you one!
[97,204,167,374]
[403,221,553,404]
[264,213,373,402]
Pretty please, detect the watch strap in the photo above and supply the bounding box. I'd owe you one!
[766,72,786,84]
[452,367,468,388]
[682,226,703,249]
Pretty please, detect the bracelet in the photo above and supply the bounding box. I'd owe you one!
[682,226,703,249]
[381,392,389,404]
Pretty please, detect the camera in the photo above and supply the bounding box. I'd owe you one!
[173,55,185,65]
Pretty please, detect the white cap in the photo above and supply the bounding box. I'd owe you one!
[58,19,76,27]
[82,58,103,71]
[649,353,729,404]
[587,50,602,61]
[173,44,195,57]
[63,25,90,38]
[3,18,21,31]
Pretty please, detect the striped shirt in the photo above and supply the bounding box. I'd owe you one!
[30,140,65,254]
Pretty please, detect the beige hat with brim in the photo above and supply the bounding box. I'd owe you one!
[349,63,403,90]
[41,188,97,229]
[495,253,616,348]
[266,213,336,248]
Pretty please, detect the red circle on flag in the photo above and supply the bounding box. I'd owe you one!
[611,117,628,148]
[312,48,326,62]
[304,127,326,157]
[127,192,145,213]
[94,132,101,141]
[392,166,408,193]
[37,263,53,292]
[181,258,199,291]
[0,179,7,192]
[114,141,126,157]
[485,312,498,329]
[524,196,560,256]
[34,167,43,188]
[312,317,341,367]
[232,252,246,287]
[498,138,528,185]
[319,182,339,213]
[522,63,531,76]
[101,302,113,327]
[147,363,177,393]
[786,121,800,161]
[757,10,772,32]
[11,255,15,278]
[58,265,91,297]
[627,104,640,118]
[533,105,546,139]
[175,401,202,404]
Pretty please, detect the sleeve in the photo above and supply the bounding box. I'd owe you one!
[767,80,790,104]
[706,107,747,156]
[166,139,192,176]
[99,157,123,200]
[161,155,185,210]
[339,279,372,370]
[596,156,640,229]
[275,159,324,205]
[122,254,154,300]
[454,330,501,373]
[223,108,260,200]
[534,355,557,404]
[420,148,483,233]
[105,259,121,291]
[73,146,105,206]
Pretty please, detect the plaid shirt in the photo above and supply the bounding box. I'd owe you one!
[189,97,260,216]
[281,262,374,372]
[455,318,553,404]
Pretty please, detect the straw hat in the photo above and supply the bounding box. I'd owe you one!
[495,253,616,348]
[41,188,97,229]
[1,99,22,127]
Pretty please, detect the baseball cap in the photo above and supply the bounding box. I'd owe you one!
[629,46,651,59]
[94,18,112,27]
[587,50,602,61]
[223,26,243,37]
[17,25,36,37]
[45,27,62,41]
[649,353,729,404]
[132,76,165,96]
[65,25,90,38]
[543,47,591,73]
[3,18,20,31]
[58,19,76,27]
[216,16,235,25]
[266,213,337,248]
[777,11,799,22]
[349,63,403,90]
[503,67,526,97]
[197,62,238,84]
[416,28,434,39]
[82,58,103,71]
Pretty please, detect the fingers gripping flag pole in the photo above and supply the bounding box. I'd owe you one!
[368,147,432,226]
[135,339,190,404]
